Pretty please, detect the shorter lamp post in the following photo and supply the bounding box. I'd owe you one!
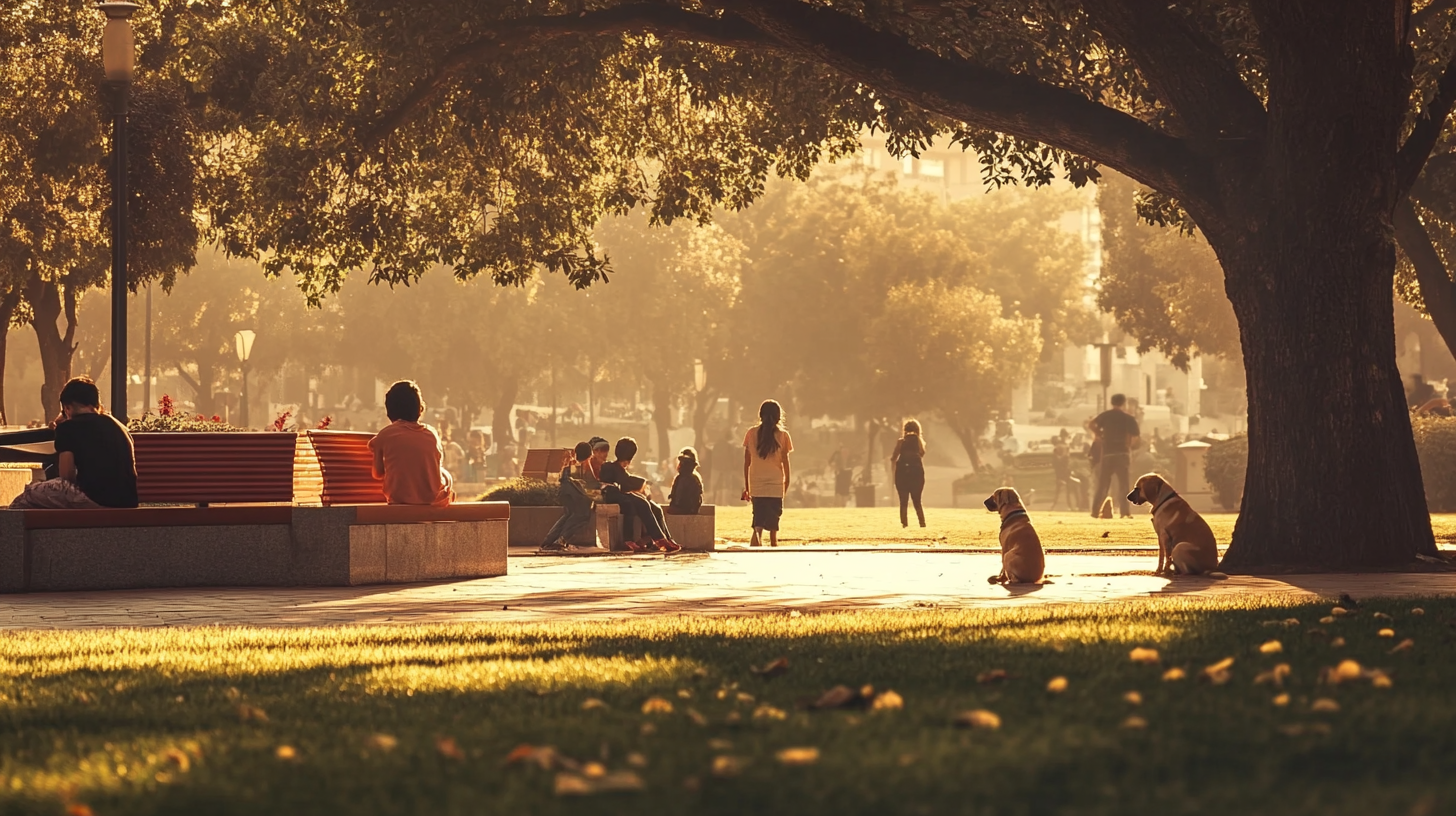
[235,330,255,428]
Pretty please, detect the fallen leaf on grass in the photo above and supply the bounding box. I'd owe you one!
[1254,664,1292,687]
[1331,606,1349,617]
[274,745,298,761]
[677,689,693,699]
[1262,618,1301,627]
[581,698,608,711]
[1272,693,1290,706]
[976,669,1009,684]
[1320,616,1337,625]
[641,697,674,715]
[735,692,756,704]
[775,747,820,766]
[1123,691,1143,705]
[708,738,734,751]
[711,755,749,777]
[1329,659,1364,684]
[162,749,191,772]
[1162,668,1187,682]
[810,685,864,709]
[1311,698,1341,713]
[871,690,904,711]
[1259,640,1283,654]
[435,736,465,761]
[1378,628,1396,638]
[1371,672,1394,689]
[1046,677,1069,693]
[365,733,398,752]
[1279,723,1332,736]
[685,708,708,727]
[640,723,657,736]
[1120,715,1148,729]
[554,770,644,795]
[1412,607,1426,616]
[1331,637,1347,648]
[1374,612,1395,622]
[626,752,648,768]
[505,744,577,771]
[1203,657,1235,685]
[1390,638,1415,654]
[753,704,788,721]
[952,710,1001,730]
[1129,648,1160,664]
[751,657,790,678]
[237,704,268,723]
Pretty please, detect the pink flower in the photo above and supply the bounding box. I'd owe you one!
[317,416,333,430]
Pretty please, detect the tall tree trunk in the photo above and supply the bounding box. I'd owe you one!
[1204,4,1436,570]
[651,379,673,465]
[941,410,986,473]
[0,288,21,426]
[692,385,718,449]
[491,376,519,457]
[25,275,78,421]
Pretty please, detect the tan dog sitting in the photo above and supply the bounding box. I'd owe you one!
[983,487,1045,584]
[1126,473,1221,575]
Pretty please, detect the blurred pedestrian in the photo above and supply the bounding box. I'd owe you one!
[743,399,793,547]
[890,419,927,528]
[1089,393,1140,518]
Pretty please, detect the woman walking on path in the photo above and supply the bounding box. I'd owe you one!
[891,419,927,528]
[743,400,793,547]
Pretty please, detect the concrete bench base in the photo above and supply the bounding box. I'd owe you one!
[507,504,715,552]
[0,504,508,593]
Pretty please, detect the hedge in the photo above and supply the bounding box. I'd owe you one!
[1203,417,1456,512]
[479,477,560,506]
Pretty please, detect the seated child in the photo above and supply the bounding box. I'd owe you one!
[599,437,679,554]
[667,447,704,515]
[10,377,137,509]
[368,380,454,507]
[539,442,598,552]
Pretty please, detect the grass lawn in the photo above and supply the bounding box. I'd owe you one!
[2,597,1452,815]
[712,507,1456,551]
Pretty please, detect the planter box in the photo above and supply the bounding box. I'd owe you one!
[133,432,309,504]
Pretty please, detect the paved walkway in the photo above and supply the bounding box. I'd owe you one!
[5,549,1456,630]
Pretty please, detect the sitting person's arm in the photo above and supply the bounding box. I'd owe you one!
[371,446,386,480]
[58,451,77,483]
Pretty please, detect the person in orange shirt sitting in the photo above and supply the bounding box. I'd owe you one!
[369,380,454,507]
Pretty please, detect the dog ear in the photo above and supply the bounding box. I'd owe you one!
[983,494,998,512]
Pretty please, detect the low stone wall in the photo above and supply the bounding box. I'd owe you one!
[0,504,508,593]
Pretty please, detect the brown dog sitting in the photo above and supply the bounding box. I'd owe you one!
[1126,473,1221,575]
[983,487,1045,584]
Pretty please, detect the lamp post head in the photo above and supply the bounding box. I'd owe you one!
[97,2,139,83]
[235,329,256,363]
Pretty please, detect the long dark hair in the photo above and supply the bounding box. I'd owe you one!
[755,400,783,459]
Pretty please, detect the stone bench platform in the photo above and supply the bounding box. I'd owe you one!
[509,504,716,552]
[0,502,509,593]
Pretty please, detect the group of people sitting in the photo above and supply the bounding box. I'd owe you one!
[538,435,706,554]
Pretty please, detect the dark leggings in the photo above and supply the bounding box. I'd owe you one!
[897,478,925,527]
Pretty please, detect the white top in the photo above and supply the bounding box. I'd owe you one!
[743,425,793,498]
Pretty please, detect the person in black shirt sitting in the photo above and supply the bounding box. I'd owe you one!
[600,437,680,554]
[10,377,138,510]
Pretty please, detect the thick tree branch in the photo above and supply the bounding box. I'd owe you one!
[1398,48,1456,196]
[716,0,1206,201]
[1394,197,1456,356]
[368,1,1205,203]
[1080,0,1266,144]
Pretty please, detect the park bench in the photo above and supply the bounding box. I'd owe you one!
[0,430,508,593]
[520,448,571,483]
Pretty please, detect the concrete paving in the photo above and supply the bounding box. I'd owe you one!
[4,549,1455,630]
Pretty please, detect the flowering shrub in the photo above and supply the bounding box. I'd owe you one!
[317,415,333,430]
[271,411,294,432]
[127,396,245,433]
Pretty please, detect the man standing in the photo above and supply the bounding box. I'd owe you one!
[1089,393,1140,518]
[10,377,138,509]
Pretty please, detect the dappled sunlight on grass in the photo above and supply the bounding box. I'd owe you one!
[0,595,1451,815]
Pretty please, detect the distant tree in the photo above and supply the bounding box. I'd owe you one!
[1096,172,1241,368]
[592,214,742,460]
[868,281,1042,469]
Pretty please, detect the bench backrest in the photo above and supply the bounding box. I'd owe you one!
[520,448,569,482]
[134,432,302,504]
[305,431,387,505]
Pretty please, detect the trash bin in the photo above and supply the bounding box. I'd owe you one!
[854,484,876,508]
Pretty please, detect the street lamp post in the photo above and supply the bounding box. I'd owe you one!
[235,330,256,428]
[99,1,138,421]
